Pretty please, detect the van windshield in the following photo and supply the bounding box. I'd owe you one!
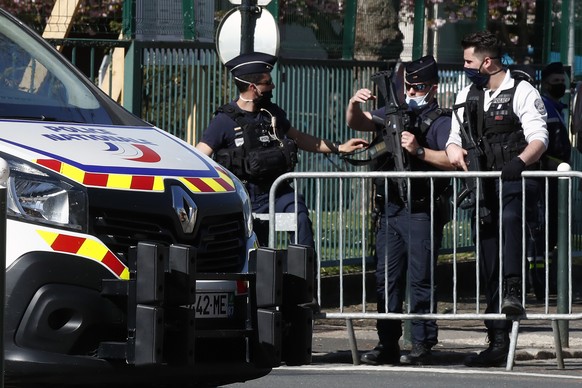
[0,12,123,125]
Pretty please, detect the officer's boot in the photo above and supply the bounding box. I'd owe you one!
[360,342,401,365]
[464,329,509,367]
[501,276,525,316]
[399,342,432,365]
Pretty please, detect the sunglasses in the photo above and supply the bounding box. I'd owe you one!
[405,82,430,91]
[255,79,274,86]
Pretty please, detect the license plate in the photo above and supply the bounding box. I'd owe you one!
[193,292,234,318]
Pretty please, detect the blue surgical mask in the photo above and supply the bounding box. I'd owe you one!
[464,66,490,89]
[405,94,428,109]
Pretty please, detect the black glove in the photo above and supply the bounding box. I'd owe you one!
[501,157,526,181]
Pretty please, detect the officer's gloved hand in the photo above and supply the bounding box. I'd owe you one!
[501,156,526,181]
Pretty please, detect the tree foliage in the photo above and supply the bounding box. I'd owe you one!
[0,0,123,36]
[354,0,402,60]
[4,0,577,63]
[278,0,403,60]
[400,0,537,26]
[278,0,343,18]
[398,0,558,63]
[278,0,345,58]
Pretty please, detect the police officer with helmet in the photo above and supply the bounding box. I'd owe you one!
[196,52,368,248]
[346,55,453,365]
[446,30,548,367]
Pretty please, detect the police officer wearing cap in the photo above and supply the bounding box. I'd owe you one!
[196,52,368,248]
[346,55,453,366]
[528,62,572,298]
[446,31,548,367]
[540,62,572,167]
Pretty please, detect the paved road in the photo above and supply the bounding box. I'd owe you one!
[223,315,582,387]
[223,364,582,388]
[222,288,582,387]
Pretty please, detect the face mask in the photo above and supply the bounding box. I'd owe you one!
[405,94,429,109]
[547,83,566,99]
[464,66,490,89]
[254,90,273,107]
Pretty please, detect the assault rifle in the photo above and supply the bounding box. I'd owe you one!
[370,69,411,200]
[452,103,491,220]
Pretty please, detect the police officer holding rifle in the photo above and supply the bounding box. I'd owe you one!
[346,55,453,365]
[445,31,548,367]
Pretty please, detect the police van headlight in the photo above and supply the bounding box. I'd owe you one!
[228,171,253,238]
[3,156,87,231]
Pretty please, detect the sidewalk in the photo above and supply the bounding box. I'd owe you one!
[311,305,582,366]
[312,262,582,366]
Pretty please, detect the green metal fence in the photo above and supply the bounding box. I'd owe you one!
[141,44,222,141]
[135,47,478,259]
[44,39,582,262]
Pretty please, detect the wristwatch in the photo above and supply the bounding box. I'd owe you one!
[415,146,425,158]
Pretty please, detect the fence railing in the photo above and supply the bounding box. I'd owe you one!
[266,159,582,263]
[265,169,582,371]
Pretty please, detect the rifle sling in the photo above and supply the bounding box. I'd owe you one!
[475,88,496,169]
[476,89,485,139]
[341,134,389,166]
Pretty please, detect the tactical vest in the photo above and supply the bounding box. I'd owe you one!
[213,104,298,183]
[465,82,527,170]
[376,106,452,208]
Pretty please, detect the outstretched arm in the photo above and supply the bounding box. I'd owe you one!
[286,127,368,154]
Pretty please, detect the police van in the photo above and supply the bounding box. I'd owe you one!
[0,8,312,388]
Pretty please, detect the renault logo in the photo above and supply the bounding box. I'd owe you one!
[171,186,197,234]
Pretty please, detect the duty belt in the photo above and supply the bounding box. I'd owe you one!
[374,194,431,214]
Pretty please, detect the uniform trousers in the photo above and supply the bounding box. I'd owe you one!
[374,201,443,347]
[477,178,540,331]
[248,182,315,248]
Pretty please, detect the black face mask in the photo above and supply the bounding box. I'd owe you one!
[254,91,273,107]
[547,83,566,100]
[464,67,490,89]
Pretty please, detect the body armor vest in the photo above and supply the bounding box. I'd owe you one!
[466,82,527,170]
[213,104,298,183]
[376,106,452,208]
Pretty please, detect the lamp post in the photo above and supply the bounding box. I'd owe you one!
[240,0,259,54]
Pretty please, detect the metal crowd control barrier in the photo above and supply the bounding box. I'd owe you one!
[265,168,582,371]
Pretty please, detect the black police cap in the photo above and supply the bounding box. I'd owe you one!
[405,55,439,84]
[225,52,277,77]
[541,62,565,80]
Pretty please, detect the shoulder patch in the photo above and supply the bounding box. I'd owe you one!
[534,98,547,115]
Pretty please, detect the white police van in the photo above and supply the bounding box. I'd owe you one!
[0,8,313,388]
